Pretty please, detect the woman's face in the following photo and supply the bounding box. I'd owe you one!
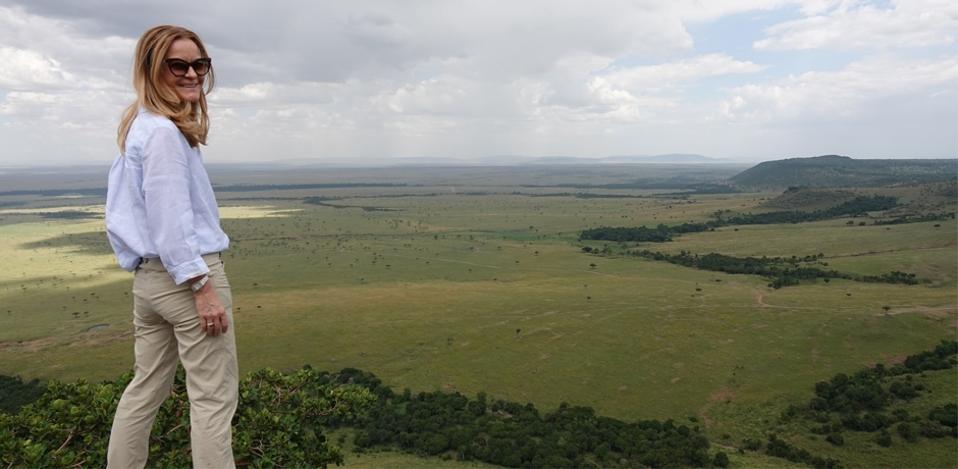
[162,38,205,103]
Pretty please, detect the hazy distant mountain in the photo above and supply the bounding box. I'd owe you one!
[213,154,725,168]
[731,155,958,189]
[600,154,717,164]
[522,156,600,165]
[262,156,478,167]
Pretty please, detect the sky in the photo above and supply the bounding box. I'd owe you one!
[0,0,955,166]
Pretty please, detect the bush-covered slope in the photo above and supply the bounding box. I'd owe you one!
[731,155,957,189]
[0,367,725,468]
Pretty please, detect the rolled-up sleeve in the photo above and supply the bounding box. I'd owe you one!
[141,126,209,285]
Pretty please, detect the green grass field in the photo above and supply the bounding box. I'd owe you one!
[1,169,955,468]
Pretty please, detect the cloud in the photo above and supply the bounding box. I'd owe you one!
[0,6,135,162]
[0,47,74,87]
[720,55,958,121]
[0,0,955,164]
[600,54,765,91]
[755,0,958,50]
[0,1,710,162]
[533,54,763,125]
[5,1,697,83]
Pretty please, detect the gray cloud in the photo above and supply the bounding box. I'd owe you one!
[0,0,955,166]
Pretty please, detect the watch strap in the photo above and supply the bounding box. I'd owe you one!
[190,275,209,292]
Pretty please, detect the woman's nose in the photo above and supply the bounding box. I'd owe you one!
[185,66,198,79]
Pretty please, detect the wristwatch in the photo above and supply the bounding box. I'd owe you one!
[190,275,209,292]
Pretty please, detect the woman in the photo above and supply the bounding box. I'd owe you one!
[105,25,237,468]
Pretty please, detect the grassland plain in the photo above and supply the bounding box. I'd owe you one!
[1,171,956,468]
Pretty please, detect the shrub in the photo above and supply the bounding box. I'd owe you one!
[825,433,844,446]
[875,431,892,447]
[742,438,763,451]
[0,375,46,414]
[928,404,957,429]
[896,422,918,443]
[0,367,375,468]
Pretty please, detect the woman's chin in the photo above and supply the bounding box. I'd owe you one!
[176,88,202,103]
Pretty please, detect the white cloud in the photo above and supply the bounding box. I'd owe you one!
[756,0,958,50]
[600,54,765,91]
[0,6,134,162]
[532,54,765,125]
[214,82,276,103]
[661,0,793,22]
[720,55,958,121]
[0,47,73,87]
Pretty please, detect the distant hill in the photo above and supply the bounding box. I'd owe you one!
[731,155,958,189]
[599,154,718,164]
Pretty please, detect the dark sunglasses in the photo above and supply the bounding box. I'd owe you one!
[164,58,212,77]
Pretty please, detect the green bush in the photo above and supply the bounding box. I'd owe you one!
[928,404,957,429]
[896,422,918,443]
[825,433,844,446]
[875,430,892,447]
[0,375,46,414]
[353,388,716,467]
[0,367,375,468]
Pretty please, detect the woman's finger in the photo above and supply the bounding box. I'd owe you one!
[204,314,217,336]
[210,316,221,337]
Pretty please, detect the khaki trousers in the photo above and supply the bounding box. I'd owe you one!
[107,253,238,469]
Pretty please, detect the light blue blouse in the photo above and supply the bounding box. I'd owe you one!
[106,109,229,285]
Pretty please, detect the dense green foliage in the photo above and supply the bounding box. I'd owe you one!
[873,212,956,226]
[765,434,842,469]
[719,196,899,225]
[0,367,375,468]
[857,271,919,285]
[629,250,918,288]
[344,369,723,468]
[580,225,676,242]
[782,340,958,445]
[0,374,45,414]
[580,196,899,243]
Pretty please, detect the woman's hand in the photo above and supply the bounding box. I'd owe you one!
[192,278,229,336]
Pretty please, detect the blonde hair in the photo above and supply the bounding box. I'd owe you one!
[117,25,214,151]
